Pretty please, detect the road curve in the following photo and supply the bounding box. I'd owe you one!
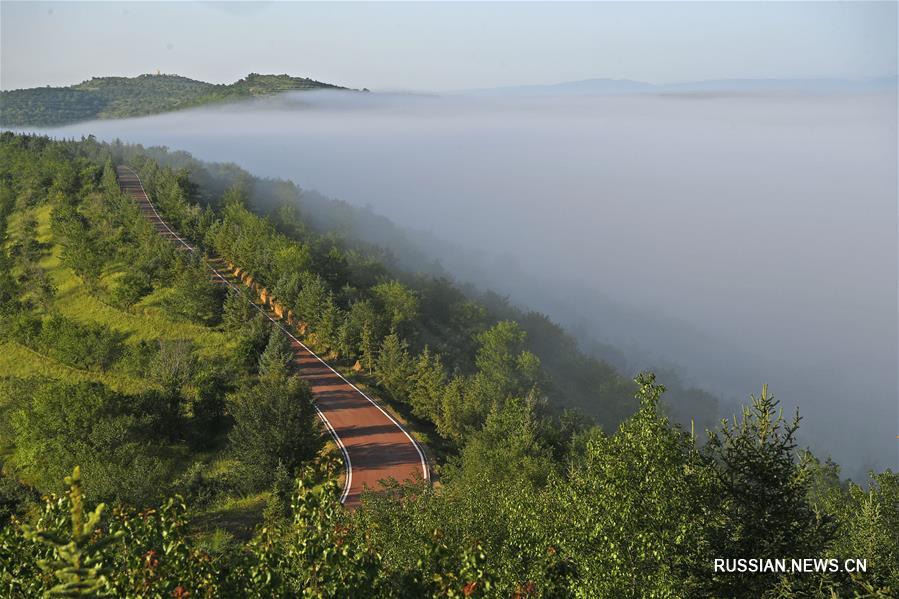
[116,165,429,508]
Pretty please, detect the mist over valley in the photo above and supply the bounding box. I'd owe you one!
[23,86,898,474]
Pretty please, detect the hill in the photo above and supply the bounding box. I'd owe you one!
[0,73,348,127]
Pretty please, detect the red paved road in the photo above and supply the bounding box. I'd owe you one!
[117,165,429,507]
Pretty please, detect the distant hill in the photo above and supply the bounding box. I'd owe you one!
[0,73,350,126]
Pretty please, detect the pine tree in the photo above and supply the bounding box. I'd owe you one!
[375,332,414,403]
[409,347,446,421]
[316,295,341,354]
[702,385,836,596]
[263,461,293,525]
[258,327,295,377]
[21,466,123,597]
[359,323,376,374]
[222,287,254,331]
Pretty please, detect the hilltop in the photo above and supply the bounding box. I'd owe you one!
[0,73,349,127]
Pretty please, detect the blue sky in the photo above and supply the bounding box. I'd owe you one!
[1,1,896,91]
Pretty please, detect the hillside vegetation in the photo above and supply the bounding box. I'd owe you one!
[0,73,347,126]
[0,132,896,597]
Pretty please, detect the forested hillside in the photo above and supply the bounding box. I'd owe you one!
[0,132,896,597]
[0,73,347,126]
[125,144,723,435]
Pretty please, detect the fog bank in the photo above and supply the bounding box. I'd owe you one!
[27,89,898,474]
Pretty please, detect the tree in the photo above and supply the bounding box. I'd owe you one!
[449,321,545,436]
[359,322,377,374]
[316,294,342,354]
[52,203,106,291]
[701,385,836,597]
[222,287,254,331]
[451,393,555,492]
[11,380,174,504]
[20,467,124,597]
[823,470,899,592]
[375,332,414,403]
[344,299,383,363]
[408,347,446,421]
[227,376,321,491]
[436,375,469,442]
[247,472,383,597]
[150,339,196,397]
[295,272,328,326]
[548,373,712,597]
[232,313,271,373]
[372,280,419,334]
[20,262,56,310]
[0,250,22,316]
[258,326,295,377]
[163,254,224,325]
[474,321,541,399]
[111,268,152,308]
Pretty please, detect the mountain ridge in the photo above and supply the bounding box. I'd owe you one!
[0,72,352,127]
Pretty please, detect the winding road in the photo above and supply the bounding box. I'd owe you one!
[116,165,429,508]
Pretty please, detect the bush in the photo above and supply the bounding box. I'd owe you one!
[36,314,123,371]
[162,255,224,325]
[4,311,41,345]
[10,380,175,504]
[118,339,158,376]
[227,375,322,491]
[232,314,270,374]
[110,268,152,308]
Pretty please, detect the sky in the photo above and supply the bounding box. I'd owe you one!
[1,1,897,92]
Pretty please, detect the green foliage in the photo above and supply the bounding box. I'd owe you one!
[295,272,329,325]
[1,73,347,127]
[701,385,836,596]
[408,347,447,421]
[10,380,175,504]
[474,321,541,399]
[247,472,383,597]
[375,332,414,402]
[548,373,710,597]
[372,280,419,334]
[808,456,899,594]
[51,203,106,291]
[258,326,295,377]
[20,466,124,598]
[315,294,343,354]
[162,254,225,325]
[4,131,895,598]
[109,268,152,308]
[0,471,35,525]
[227,376,322,491]
[232,313,271,374]
[33,315,123,371]
[222,287,255,331]
[0,250,23,317]
[149,339,196,396]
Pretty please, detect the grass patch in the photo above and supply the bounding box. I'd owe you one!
[192,492,268,541]
[0,340,147,394]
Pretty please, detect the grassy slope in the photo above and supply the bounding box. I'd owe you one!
[1,203,236,392]
[0,73,348,127]
[0,202,268,538]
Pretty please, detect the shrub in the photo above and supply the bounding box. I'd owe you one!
[36,314,123,371]
[227,375,321,491]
